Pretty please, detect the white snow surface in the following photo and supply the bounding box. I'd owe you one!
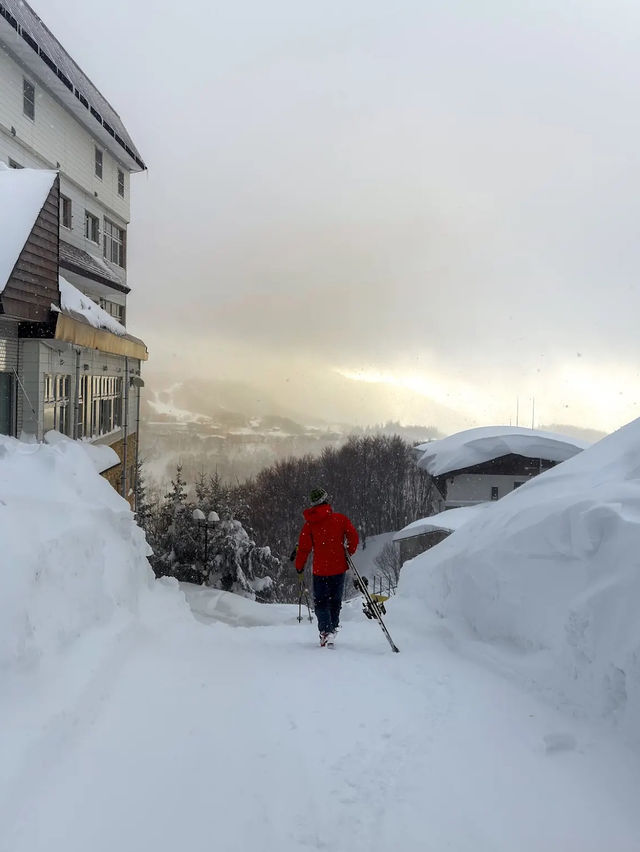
[0,435,182,674]
[415,425,589,476]
[394,503,492,541]
[401,416,640,746]
[43,429,119,473]
[56,275,126,336]
[2,430,640,851]
[0,168,57,292]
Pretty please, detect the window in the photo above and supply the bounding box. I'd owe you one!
[60,195,72,229]
[100,298,125,324]
[103,218,126,267]
[85,210,100,243]
[117,169,125,198]
[491,486,499,501]
[513,481,524,490]
[81,374,123,437]
[23,78,35,120]
[43,373,70,436]
[8,159,23,169]
[95,146,103,179]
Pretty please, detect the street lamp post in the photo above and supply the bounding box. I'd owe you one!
[192,509,220,581]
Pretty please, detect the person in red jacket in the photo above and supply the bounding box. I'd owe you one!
[295,487,359,646]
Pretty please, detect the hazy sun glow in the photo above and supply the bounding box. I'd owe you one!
[335,363,639,434]
[335,367,489,417]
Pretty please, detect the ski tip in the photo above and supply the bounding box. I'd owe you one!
[392,645,400,653]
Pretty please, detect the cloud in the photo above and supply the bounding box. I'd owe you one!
[40,0,640,434]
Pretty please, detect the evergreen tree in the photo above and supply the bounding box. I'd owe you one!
[194,470,208,503]
[165,464,188,508]
[133,458,154,536]
[150,465,192,579]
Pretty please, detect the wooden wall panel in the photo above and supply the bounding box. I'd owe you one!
[1,177,60,322]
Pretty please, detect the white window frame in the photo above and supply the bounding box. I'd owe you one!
[117,168,125,198]
[84,210,100,244]
[95,146,103,180]
[43,373,71,436]
[60,195,72,229]
[103,218,126,268]
[23,78,35,121]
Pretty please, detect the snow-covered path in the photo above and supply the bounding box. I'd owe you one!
[2,594,640,852]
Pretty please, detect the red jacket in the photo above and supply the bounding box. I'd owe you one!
[295,503,359,576]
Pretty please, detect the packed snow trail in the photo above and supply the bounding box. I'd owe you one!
[2,593,639,852]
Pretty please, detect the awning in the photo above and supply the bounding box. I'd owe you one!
[54,310,148,361]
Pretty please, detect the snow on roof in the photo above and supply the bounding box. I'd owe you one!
[44,430,119,472]
[393,504,493,542]
[415,426,589,477]
[56,275,126,336]
[0,165,57,293]
[59,241,127,290]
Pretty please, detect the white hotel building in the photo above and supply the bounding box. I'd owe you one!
[0,0,148,502]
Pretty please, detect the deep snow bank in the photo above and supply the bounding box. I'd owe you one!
[181,583,299,626]
[0,435,185,672]
[400,418,640,743]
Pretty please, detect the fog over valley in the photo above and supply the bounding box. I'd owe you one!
[139,369,606,487]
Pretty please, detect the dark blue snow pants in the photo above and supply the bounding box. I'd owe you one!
[313,572,346,634]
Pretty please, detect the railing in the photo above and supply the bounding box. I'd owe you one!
[371,575,397,597]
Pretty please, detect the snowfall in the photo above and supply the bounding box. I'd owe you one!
[2,423,640,852]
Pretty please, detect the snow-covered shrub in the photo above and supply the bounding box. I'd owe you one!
[206,518,278,598]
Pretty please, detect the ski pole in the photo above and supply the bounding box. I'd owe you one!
[297,572,313,623]
[297,572,304,623]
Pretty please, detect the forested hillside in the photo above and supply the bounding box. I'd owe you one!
[139,434,434,601]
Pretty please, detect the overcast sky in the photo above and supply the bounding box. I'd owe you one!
[37,0,640,432]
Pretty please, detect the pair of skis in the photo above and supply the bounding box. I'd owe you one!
[346,552,400,653]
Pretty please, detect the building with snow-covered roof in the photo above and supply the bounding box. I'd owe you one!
[415,426,589,512]
[0,2,147,504]
[393,504,492,564]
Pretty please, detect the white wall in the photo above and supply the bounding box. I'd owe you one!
[17,338,48,436]
[445,473,533,506]
[0,320,18,372]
